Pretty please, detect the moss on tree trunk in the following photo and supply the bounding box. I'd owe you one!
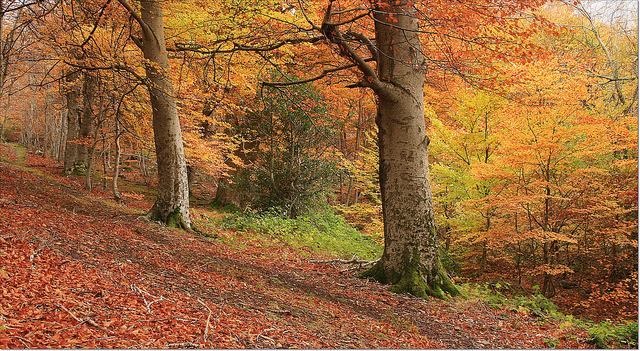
[361,250,460,300]
[165,207,189,230]
[147,205,190,231]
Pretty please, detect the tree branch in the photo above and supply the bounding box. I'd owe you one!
[261,58,375,87]
[171,36,325,55]
[79,0,112,48]
[115,0,153,46]
[63,60,147,85]
[345,31,378,62]
[319,1,380,90]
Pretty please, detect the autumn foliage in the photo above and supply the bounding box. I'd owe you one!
[429,4,638,321]
[0,0,637,340]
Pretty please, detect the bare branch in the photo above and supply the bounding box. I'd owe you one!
[319,1,380,90]
[172,36,325,55]
[63,60,147,85]
[79,0,112,48]
[345,31,377,62]
[261,58,375,87]
[331,6,366,16]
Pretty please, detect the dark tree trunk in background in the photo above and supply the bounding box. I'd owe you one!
[77,71,97,167]
[63,70,81,174]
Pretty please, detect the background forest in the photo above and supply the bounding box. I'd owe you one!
[0,0,637,328]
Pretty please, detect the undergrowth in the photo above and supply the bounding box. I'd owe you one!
[458,283,638,349]
[217,207,382,261]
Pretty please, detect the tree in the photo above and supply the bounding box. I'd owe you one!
[305,0,548,298]
[340,0,456,298]
[430,89,507,278]
[0,0,51,141]
[116,0,191,229]
[192,0,548,298]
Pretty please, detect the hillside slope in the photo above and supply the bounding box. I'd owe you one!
[0,146,593,348]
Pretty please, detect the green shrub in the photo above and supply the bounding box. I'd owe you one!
[235,78,342,219]
[457,282,638,349]
[511,293,560,318]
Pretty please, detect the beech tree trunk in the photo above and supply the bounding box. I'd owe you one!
[112,117,123,201]
[360,1,459,298]
[63,70,81,174]
[136,0,191,229]
[77,71,97,167]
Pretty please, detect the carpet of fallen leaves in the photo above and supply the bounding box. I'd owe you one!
[0,147,596,349]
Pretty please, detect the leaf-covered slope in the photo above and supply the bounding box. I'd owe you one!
[0,148,593,349]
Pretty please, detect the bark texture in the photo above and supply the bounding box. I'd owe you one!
[112,117,123,202]
[359,1,459,298]
[63,70,81,174]
[77,71,97,167]
[137,0,191,228]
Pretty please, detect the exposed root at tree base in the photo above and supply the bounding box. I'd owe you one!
[361,256,460,300]
[147,205,191,232]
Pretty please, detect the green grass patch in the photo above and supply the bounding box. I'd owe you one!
[587,320,638,349]
[218,207,382,261]
[11,143,27,164]
[457,282,638,349]
[0,143,27,164]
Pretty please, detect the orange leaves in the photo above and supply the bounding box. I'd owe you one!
[430,17,637,315]
[532,264,574,276]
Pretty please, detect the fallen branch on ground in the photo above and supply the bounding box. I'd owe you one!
[30,248,42,261]
[310,258,380,267]
[56,303,112,334]
[197,299,213,343]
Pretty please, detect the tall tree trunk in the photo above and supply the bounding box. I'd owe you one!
[132,0,190,229]
[360,1,459,298]
[112,117,123,201]
[57,110,66,162]
[0,93,10,142]
[85,95,104,191]
[63,70,81,174]
[77,71,97,167]
[0,0,7,142]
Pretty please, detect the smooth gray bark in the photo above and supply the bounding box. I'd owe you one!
[136,0,191,228]
[356,1,459,298]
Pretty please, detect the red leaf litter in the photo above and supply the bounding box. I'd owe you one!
[0,154,593,349]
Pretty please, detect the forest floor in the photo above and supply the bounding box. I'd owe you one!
[0,144,598,349]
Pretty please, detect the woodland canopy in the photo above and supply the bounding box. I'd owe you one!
[0,0,637,341]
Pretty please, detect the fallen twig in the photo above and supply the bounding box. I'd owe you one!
[311,258,379,267]
[77,336,118,344]
[257,333,275,343]
[30,248,42,261]
[198,299,213,343]
[56,303,112,334]
[131,283,166,313]
[8,335,32,347]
